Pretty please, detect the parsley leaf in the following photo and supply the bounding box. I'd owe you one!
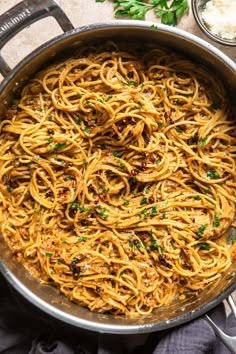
[197,224,208,238]
[98,206,108,219]
[199,137,207,146]
[151,243,164,253]
[45,252,53,257]
[78,236,87,242]
[71,202,78,210]
[204,188,210,194]
[150,206,157,216]
[194,195,201,200]
[113,151,120,157]
[199,243,210,251]
[123,198,129,205]
[84,126,91,134]
[140,197,147,205]
[207,170,220,179]
[151,24,158,30]
[53,142,67,150]
[213,214,220,227]
[112,0,188,25]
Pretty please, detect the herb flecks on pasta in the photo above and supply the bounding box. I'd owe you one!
[0,41,235,317]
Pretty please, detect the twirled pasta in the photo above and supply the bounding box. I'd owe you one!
[0,41,235,317]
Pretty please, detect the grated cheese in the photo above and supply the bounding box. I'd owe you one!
[201,0,236,40]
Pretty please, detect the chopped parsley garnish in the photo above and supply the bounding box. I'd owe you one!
[47,137,53,143]
[127,81,137,86]
[232,240,236,245]
[150,206,157,216]
[71,202,78,210]
[194,195,201,200]
[151,243,164,253]
[103,188,109,193]
[162,212,166,219]
[78,236,87,242]
[61,160,65,166]
[7,187,12,193]
[45,252,52,257]
[113,151,120,157]
[199,137,207,146]
[97,98,106,104]
[53,142,67,150]
[140,197,147,205]
[83,159,88,168]
[35,209,41,213]
[84,126,90,134]
[48,115,53,121]
[86,100,94,107]
[151,24,158,30]
[62,240,69,245]
[98,207,108,219]
[117,159,125,169]
[35,154,41,160]
[123,198,129,205]
[131,177,137,183]
[136,242,142,249]
[204,189,210,194]
[79,206,86,212]
[145,188,150,194]
[65,176,72,181]
[75,116,82,125]
[137,102,143,109]
[175,127,183,132]
[141,208,148,216]
[197,224,208,237]
[207,170,220,179]
[129,241,134,247]
[156,160,160,165]
[213,214,220,227]
[199,243,210,251]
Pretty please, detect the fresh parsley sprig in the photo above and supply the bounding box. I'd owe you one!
[95,0,189,26]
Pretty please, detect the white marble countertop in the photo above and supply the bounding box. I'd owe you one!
[0,0,235,75]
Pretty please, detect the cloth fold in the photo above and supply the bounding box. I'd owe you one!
[0,273,235,354]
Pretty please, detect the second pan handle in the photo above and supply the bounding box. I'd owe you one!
[205,295,236,354]
[0,0,74,77]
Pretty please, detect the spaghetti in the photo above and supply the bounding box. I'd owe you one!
[0,41,235,317]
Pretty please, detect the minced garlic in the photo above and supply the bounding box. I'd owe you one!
[201,0,236,40]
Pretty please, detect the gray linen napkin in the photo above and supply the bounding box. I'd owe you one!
[0,273,235,354]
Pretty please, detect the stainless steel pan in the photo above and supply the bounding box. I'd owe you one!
[0,0,235,337]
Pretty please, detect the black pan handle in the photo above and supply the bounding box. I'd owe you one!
[0,0,74,77]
